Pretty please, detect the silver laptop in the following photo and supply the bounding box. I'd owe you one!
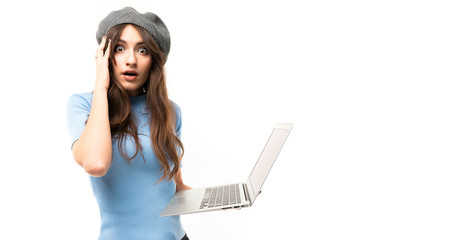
[160,123,293,217]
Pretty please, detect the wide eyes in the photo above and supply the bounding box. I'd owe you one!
[137,48,148,55]
[115,46,124,52]
[114,45,148,55]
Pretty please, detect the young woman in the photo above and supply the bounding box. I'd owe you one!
[67,7,190,240]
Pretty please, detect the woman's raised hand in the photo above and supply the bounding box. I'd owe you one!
[95,36,112,92]
[73,36,113,177]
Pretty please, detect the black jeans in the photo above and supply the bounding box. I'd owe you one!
[181,234,189,240]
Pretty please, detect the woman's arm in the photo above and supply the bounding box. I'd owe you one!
[175,168,192,192]
[72,37,113,177]
[72,89,112,177]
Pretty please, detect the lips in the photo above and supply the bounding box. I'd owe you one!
[122,70,139,81]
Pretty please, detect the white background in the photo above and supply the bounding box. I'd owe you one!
[1,0,464,239]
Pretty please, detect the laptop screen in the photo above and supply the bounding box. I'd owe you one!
[248,124,292,201]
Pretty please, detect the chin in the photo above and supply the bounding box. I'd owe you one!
[121,82,144,95]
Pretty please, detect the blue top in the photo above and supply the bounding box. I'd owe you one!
[67,92,185,240]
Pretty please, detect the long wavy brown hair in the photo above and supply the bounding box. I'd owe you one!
[103,23,183,182]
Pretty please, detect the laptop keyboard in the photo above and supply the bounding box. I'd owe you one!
[200,184,242,209]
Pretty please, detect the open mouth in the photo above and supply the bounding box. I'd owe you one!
[123,70,138,76]
[122,70,139,81]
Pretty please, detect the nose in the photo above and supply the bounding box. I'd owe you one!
[125,51,136,67]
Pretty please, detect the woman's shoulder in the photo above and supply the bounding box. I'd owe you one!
[67,92,93,109]
[169,100,181,117]
[170,100,181,113]
[170,100,182,128]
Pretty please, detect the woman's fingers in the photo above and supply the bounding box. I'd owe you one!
[95,36,111,91]
[96,36,107,59]
[95,37,111,61]
[104,39,111,59]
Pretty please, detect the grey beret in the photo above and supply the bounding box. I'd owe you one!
[96,7,171,57]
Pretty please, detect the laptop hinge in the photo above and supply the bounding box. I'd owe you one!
[243,183,249,202]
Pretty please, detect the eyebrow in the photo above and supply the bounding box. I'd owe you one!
[116,39,145,46]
